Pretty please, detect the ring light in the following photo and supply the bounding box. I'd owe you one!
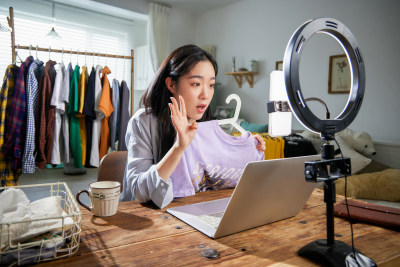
[282,18,376,267]
[283,17,365,136]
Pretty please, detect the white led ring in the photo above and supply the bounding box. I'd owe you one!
[283,18,365,135]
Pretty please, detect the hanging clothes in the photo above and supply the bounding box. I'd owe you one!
[83,67,96,167]
[68,63,73,82]
[68,65,83,169]
[35,60,57,169]
[60,64,70,163]
[0,65,20,186]
[89,65,103,167]
[109,79,119,151]
[64,62,74,164]
[2,56,34,172]
[78,66,88,166]
[22,59,44,173]
[98,66,113,160]
[50,63,69,165]
[118,80,130,151]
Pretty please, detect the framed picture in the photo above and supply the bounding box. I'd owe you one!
[275,61,283,71]
[328,54,351,94]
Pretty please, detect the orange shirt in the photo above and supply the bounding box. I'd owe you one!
[98,66,114,160]
[78,66,88,165]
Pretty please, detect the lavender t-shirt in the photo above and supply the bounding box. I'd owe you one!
[170,120,264,198]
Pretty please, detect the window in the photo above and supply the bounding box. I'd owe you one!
[0,1,145,91]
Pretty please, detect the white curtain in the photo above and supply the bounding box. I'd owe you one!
[147,2,170,72]
[134,45,155,90]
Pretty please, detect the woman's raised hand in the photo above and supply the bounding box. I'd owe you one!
[169,96,198,150]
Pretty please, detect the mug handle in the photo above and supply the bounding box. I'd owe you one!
[76,190,91,212]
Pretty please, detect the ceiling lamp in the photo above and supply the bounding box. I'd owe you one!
[46,0,61,39]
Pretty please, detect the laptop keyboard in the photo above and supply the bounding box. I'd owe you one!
[197,211,225,228]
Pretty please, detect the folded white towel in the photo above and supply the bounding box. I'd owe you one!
[0,188,74,250]
[0,188,31,250]
[0,188,31,223]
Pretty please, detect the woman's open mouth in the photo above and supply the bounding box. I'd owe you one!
[196,104,207,113]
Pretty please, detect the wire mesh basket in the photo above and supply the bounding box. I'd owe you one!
[0,182,81,266]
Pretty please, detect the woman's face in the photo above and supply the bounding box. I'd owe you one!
[168,60,216,121]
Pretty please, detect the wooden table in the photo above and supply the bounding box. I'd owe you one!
[39,189,400,266]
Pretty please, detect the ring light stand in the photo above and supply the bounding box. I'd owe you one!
[283,18,376,266]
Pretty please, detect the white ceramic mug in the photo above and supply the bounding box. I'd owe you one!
[76,181,120,217]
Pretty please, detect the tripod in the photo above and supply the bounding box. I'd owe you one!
[298,134,376,267]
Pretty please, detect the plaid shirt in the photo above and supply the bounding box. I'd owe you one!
[0,65,21,186]
[22,60,44,173]
[1,56,34,171]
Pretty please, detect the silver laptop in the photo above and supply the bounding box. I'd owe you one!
[167,155,320,239]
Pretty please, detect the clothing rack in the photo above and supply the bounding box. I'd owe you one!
[7,7,135,115]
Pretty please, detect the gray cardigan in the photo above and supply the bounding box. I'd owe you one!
[120,108,174,208]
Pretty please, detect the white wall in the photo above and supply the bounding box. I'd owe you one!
[194,0,400,144]
[168,7,196,52]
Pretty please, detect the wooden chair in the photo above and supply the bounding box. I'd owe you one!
[97,151,128,192]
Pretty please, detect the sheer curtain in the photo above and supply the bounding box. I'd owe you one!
[147,2,170,72]
[134,45,155,90]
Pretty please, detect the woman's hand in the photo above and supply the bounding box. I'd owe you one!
[254,134,266,152]
[169,96,198,150]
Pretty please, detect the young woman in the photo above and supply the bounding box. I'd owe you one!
[120,45,265,208]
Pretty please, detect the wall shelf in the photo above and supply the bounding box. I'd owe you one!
[224,71,258,88]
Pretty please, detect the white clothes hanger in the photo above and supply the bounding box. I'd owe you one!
[76,49,79,65]
[14,45,22,64]
[218,94,247,136]
[114,55,117,79]
[123,56,126,80]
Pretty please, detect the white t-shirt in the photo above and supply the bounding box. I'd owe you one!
[89,65,104,167]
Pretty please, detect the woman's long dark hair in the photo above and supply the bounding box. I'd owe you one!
[140,44,218,158]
